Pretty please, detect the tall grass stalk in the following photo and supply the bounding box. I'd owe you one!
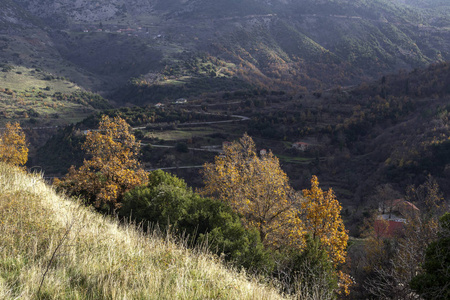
[0,163,288,299]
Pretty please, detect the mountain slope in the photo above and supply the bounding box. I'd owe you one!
[0,163,286,299]
[0,0,448,105]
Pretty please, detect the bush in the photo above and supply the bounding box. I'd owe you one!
[288,236,338,298]
[175,142,189,153]
[411,213,450,300]
[120,170,274,272]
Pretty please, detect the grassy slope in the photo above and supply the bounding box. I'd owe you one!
[0,163,286,299]
[0,65,112,126]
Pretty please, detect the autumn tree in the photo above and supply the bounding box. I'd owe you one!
[0,122,28,167]
[55,115,148,211]
[202,133,305,249]
[302,175,351,294]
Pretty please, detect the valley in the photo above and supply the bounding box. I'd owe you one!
[1,0,450,298]
[1,0,449,229]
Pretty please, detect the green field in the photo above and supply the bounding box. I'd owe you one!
[149,127,218,141]
[0,65,107,126]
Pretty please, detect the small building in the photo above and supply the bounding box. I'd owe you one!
[260,149,267,156]
[292,142,310,151]
[379,198,419,218]
[175,98,187,104]
[154,103,164,108]
[375,199,419,237]
[374,217,405,237]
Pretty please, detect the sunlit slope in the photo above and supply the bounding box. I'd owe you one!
[0,163,286,299]
[0,65,110,126]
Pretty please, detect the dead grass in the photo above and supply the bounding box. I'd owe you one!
[0,163,289,299]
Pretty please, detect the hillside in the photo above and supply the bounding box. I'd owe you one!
[0,0,446,107]
[0,163,286,299]
[32,62,450,211]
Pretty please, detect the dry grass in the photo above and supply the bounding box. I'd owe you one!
[0,163,289,299]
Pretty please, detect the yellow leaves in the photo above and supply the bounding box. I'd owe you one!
[0,122,28,167]
[56,115,148,210]
[302,175,351,293]
[202,133,305,250]
[203,134,351,293]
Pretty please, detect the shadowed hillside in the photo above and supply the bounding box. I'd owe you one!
[0,0,446,104]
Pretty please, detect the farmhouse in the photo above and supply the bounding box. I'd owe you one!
[374,199,419,237]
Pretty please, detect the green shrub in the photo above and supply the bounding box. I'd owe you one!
[290,236,338,298]
[175,142,189,153]
[411,213,450,300]
[120,170,274,272]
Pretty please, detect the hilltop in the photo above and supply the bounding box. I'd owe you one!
[0,163,286,299]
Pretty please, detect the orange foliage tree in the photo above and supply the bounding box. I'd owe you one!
[302,175,351,294]
[203,134,351,294]
[202,133,305,249]
[55,115,148,211]
[0,122,28,166]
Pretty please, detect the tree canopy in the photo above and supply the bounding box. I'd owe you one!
[120,169,273,272]
[0,122,28,167]
[55,115,148,210]
[202,133,305,249]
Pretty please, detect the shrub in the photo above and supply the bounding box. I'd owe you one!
[175,142,189,152]
[120,170,274,272]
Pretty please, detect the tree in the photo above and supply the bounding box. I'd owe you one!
[302,176,348,266]
[406,174,444,218]
[411,213,450,300]
[120,170,273,272]
[55,115,147,211]
[202,134,305,249]
[363,216,439,300]
[361,179,443,299]
[0,122,28,166]
[302,175,351,294]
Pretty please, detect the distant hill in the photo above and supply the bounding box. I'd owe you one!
[0,162,286,299]
[0,0,446,105]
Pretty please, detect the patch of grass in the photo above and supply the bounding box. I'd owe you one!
[0,65,109,126]
[0,66,80,93]
[276,154,314,164]
[0,163,288,299]
[151,128,216,141]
